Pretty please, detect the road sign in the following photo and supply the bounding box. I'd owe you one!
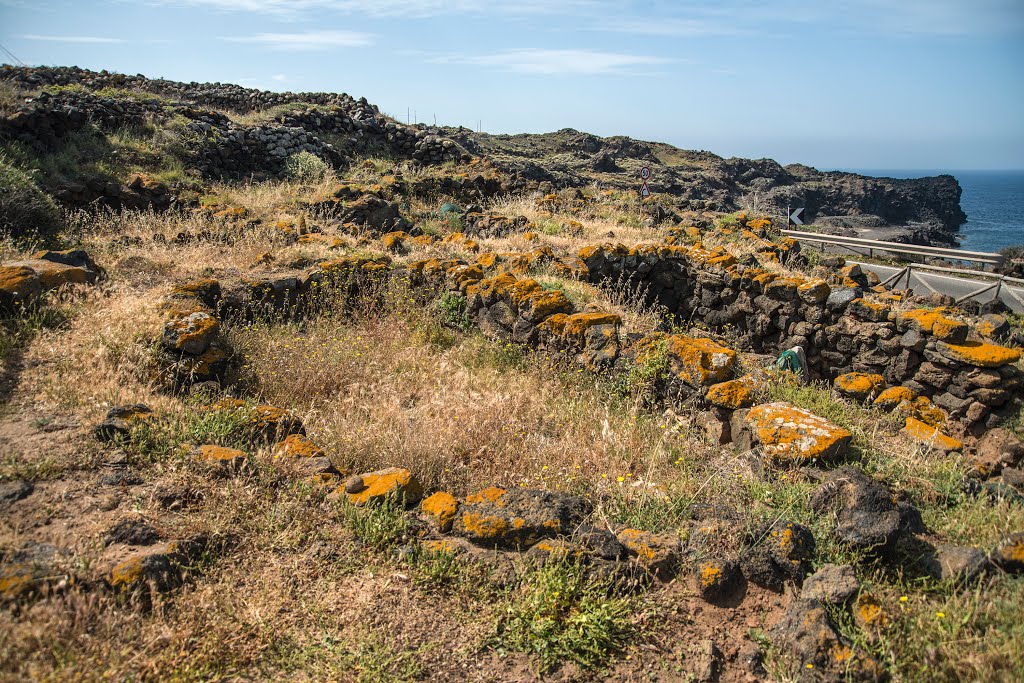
[640,181,651,198]
[640,166,650,180]
[789,207,805,226]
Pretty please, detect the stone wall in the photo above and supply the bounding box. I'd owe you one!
[577,242,1022,428]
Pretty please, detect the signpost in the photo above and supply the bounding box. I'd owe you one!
[788,207,805,226]
[639,166,651,198]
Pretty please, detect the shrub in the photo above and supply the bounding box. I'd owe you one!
[493,557,639,672]
[0,154,63,243]
[284,151,331,184]
[433,292,474,332]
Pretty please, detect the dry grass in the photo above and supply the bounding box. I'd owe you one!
[3,175,1024,681]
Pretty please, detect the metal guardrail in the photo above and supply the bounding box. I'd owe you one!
[781,229,1006,269]
[871,262,1024,309]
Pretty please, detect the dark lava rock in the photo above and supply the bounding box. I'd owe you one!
[694,557,742,604]
[740,519,815,592]
[574,525,627,560]
[920,544,988,583]
[104,517,161,546]
[992,532,1024,573]
[771,599,887,682]
[94,403,153,442]
[100,470,144,487]
[826,287,860,313]
[811,467,914,552]
[801,564,859,604]
[452,487,592,549]
[0,543,69,602]
[0,479,34,508]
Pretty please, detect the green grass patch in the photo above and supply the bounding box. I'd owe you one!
[492,557,641,673]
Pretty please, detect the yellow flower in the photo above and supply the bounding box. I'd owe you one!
[617,476,625,483]
[936,612,945,619]
[899,596,908,603]
[542,465,548,471]
[806,663,814,669]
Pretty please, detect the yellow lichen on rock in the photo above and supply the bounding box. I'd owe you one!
[936,340,1021,368]
[421,491,459,531]
[662,335,737,387]
[193,445,248,472]
[465,486,507,505]
[834,372,886,401]
[706,377,754,409]
[744,402,852,463]
[901,417,962,452]
[273,434,325,459]
[873,386,914,410]
[341,467,423,506]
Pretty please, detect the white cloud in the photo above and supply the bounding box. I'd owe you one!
[271,73,287,81]
[435,48,671,75]
[221,30,373,50]
[591,17,749,37]
[157,0,598,18]
[23,34,126,43]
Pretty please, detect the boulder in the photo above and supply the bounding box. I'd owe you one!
[617,528,682,579]
[733,402,852,464]
[801,564,859,604]
[333,467,422,507]
[452,486,591,549]
[810,467,910,552]
[834,372,886,402]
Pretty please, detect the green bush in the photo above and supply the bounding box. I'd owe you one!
[0,154,63,243]
[434,292,474,332]
[284,151,331,184]
[493,558,639,672]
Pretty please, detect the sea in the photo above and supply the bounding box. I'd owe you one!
[844,169,1024,254]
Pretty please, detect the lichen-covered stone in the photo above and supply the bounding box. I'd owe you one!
[705,377,754,409]
[452,487,591,549]
[637,333,737,387]
[738,402,852,464]
[740,520,815,591]
[901,417,962,453]
[694,557,740,603]
[992,532,1024,573]
[333,467,422,507]
[872,386,914,410]
[421,491,459,532]
[192,444,248,473]
[163,310,220,355]
[94,403,154,441]
[834,372,886,402]
[935,340,1021,368]
[617,528,681,579]
[0,265,42,312]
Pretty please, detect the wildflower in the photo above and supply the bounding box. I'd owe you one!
[806,663,814,669]
[936,612,945,619]
[899,596,908,603]
[542,465,548,471]
[617,476,625,483]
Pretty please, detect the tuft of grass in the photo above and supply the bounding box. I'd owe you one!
[126,398,255,464]
[432,292,474,333]
[337,494,410,551]
[492,557,641,673]
[0,153,64,243]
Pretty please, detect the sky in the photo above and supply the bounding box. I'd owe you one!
[1,0,1022,170]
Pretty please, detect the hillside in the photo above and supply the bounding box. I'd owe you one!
[0,66,1022,683]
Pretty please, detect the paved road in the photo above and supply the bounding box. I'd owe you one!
[848,260,1024,313]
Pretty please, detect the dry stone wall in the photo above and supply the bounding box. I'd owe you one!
[577,242,1023,429]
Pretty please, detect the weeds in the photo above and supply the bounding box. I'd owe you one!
[337,494,410,551]
[493,556,641,673]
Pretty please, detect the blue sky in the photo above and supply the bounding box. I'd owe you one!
[1,0,1022,169]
